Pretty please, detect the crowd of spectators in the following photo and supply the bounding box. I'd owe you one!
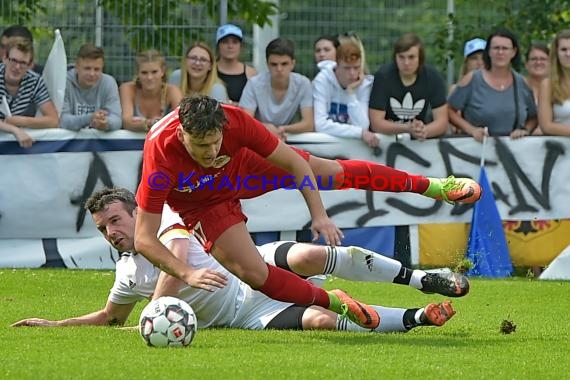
[2,23,569,149]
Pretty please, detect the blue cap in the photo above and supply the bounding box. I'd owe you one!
[464,38,487,57]
[216,24,243,44]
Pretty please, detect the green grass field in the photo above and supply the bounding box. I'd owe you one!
[1,269,569,380]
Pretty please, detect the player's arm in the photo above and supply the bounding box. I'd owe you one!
[135,210,228,290]
[266,142,343,245]
[153,234,228,298]
[11,300,136,327]
[135,209,192,281]
[153,238,189,299]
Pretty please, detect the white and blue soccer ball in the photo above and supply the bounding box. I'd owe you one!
[139,296,197,347]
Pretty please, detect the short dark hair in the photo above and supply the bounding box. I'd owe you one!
[85,188,137,215]
[266,37,295,61]
[178,95,227,138]
[1,25,34,41]
[483,27,521,71]
[77,43,105,60]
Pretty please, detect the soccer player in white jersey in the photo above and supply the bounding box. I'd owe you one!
[13,188,464,331]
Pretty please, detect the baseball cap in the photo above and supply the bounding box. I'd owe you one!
[216,24,243,44]
[464,38,487,57]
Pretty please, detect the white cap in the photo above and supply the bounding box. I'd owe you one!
[464,38,486,57]
[216,24,243,44]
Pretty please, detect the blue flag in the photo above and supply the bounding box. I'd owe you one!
[466,167,513,277]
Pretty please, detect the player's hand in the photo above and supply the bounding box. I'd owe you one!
[11,318,58,327]
[311,216,344,246]
[182,268,228,292]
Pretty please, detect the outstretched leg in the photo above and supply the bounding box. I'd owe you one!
[298,301,456,333]
[307,155,481,204]
[260,242,469,298]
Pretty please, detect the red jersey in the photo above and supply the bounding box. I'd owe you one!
[136,104,281,218]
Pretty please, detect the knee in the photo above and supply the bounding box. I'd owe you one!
[309,157,343,177]
[288,245,325,273]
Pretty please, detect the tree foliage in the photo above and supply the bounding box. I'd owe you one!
[1,0,277,60]
[0,0,46,24]
[99,0,278,55]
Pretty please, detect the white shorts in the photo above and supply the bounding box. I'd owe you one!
[228,282,293,330]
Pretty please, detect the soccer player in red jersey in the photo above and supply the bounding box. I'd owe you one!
[135,95,480,329]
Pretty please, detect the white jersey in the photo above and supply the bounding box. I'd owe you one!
[108,205,292,329]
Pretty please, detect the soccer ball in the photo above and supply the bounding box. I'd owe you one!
[139,296,197,347]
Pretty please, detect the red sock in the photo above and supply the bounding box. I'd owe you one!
[258,264,330,307]
[338,159,430,193]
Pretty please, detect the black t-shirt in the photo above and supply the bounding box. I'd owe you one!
[217,65,248,103]
[369,62,446,123]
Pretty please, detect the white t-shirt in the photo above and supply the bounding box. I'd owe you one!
[239,71,313,126]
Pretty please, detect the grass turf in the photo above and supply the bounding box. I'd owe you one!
[1,269,569,379]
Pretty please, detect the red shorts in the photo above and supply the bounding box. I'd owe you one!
[182,147,311,251]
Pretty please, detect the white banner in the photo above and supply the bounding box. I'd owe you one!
[1,129,569,267]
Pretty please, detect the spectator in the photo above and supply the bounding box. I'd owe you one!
[538,29,570,136]
[120,50,182,132]
[313,35,339,75]
[525,42,550,136]
[369,32,448,141]
[338,32,370,75]
[448,38,486,134]
[60,43,122,131]
[240,37,313,140]
[448,27,537,141]
[524,42,550,105]
[449,37,486,94]
[314,35,338,63]
[0,37,59,148]
[312,38,378,148]
[169,42,228,102]
[215,24,257,105]
[0,25,43,74]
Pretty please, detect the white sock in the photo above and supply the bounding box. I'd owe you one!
[414,308,425,324]
[409,270,427,289]
[336,305,407,333]
[325,246,402,282]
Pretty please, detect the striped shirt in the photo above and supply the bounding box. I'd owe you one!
[0,63,50,119]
